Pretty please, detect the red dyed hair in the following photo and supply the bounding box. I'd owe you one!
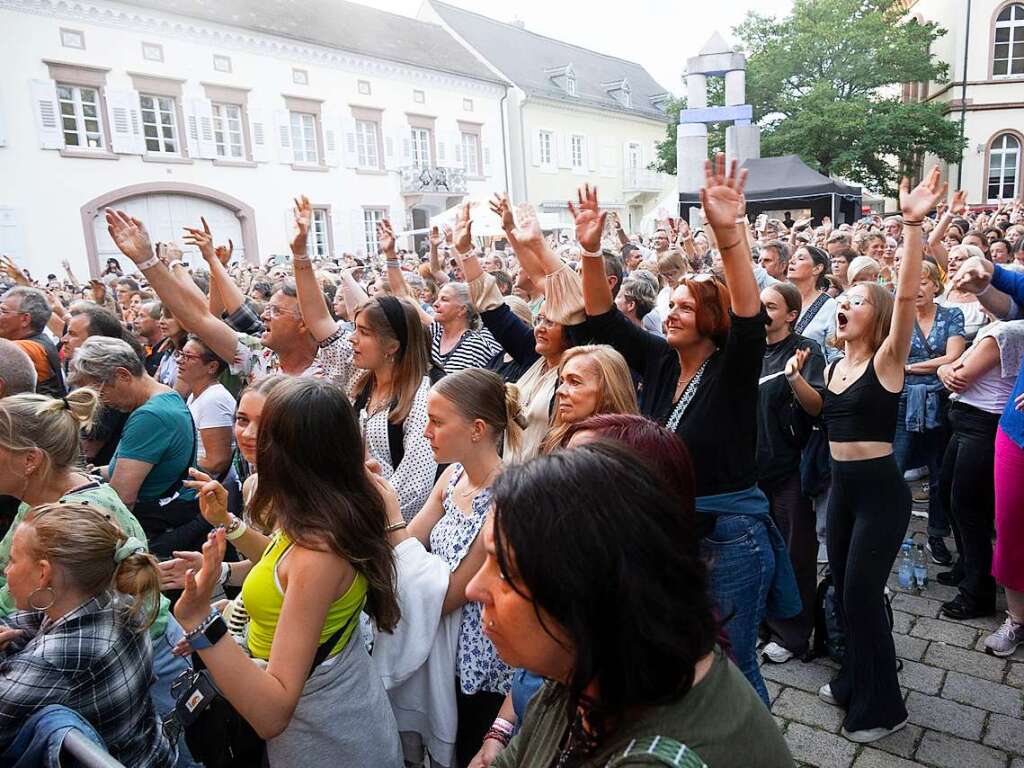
[563,414,697,554]
[679,277,731,346]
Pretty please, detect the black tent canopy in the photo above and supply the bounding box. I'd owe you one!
[679,154,863,225]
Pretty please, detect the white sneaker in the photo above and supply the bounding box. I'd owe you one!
[903,466,928,481]
[817,543,828,564]
[762,641,794,664]
[842,719,908,743]
[818,683,838,706]
[983,614,1023,657]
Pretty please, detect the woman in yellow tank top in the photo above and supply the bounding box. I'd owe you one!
[172,378,403,767]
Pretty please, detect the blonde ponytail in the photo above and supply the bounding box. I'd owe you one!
[26,502,161,629]
[0,390,99,477]
[504,383,525,456]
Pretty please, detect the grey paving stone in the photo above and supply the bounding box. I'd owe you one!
[898,659,945,695]
[983,713,1024,756]
[905,690,986,740]
[870,722,923,759]
[783,722,857,768]
[894,632,930,662]
[892,593,942,618]
[852,748,926,768]
[760,660,834,695]
[942,670,1023,716]
[916,730,1008,768]
[766,679,781,705]
[1012,758,1024,768]
[923,643,1008,683]
[892,610,917,634]
[959,612,1013,631]
[910,617,979,648]
[1007,663,1024,688]
[772,687,845,732]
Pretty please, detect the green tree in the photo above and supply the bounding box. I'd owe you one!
[736,0,964,195]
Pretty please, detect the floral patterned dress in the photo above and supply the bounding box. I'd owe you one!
[428,464,512,696]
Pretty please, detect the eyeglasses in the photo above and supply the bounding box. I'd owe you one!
[844,294,873,308]
[263,305,301,319]
[533,315,557,329]
[174,351,205,363]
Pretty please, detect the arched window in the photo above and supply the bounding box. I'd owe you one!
[994,2,1024,76]
[988,133,1021,201]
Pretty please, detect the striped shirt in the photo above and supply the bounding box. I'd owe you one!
[430,324,503,375]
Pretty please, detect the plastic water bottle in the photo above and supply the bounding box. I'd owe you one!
[898,540,914,590]
[914,544,928,590]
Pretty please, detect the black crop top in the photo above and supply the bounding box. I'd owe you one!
[821,356,900,443]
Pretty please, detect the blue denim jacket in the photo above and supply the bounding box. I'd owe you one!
[696,486,802,620]
[904,381,945,433]
[0,705,107,768]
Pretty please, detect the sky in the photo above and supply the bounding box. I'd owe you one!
[366,0,795,94]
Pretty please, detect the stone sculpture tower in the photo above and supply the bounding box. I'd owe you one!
[677,32,760,198]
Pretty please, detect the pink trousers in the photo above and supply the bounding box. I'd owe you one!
[993,428,1024,592]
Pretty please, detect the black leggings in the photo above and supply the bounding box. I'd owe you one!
[827,455,910,732]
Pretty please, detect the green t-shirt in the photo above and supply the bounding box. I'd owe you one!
[110,391,197,503]
[0,482,171,640]
[493,647,794,768]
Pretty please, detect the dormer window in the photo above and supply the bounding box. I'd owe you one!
[566,74,577,97]
[622,85,631,108]
[546,64,577,96]
[602,78,632,108]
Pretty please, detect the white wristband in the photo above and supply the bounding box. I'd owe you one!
[581,248,603,259]
[225,518,248,541]
[136,254,160,271]
[218,562,231,586]
[451,246,469,261]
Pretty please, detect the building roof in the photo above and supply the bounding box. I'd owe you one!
[118,0,506,85]
[428,0,673,121]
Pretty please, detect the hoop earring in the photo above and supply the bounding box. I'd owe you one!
[28,586,56,611]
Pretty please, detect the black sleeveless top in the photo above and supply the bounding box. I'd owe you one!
[821,356,900,443]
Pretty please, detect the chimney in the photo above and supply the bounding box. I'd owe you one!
[511,18,525,29]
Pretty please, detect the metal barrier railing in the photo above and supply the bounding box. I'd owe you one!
[61,731,126,768]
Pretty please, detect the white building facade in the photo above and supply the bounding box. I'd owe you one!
[907,0,1024,205]
[0,0,509,277]
[420,1,677,233]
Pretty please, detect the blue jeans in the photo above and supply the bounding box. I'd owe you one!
[893,395,950,537]
[1,705,106,768]
[150,617,200,768]
[702,514,774,706]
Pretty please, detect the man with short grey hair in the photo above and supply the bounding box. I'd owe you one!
[0,338,36,397]
[0,286,65,397]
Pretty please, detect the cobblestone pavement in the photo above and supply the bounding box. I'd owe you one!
[764,490,1024,767]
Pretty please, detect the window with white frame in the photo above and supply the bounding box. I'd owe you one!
[570,134,585,169]
[539,130,553,165]
[139,93,179,154]
[461,132,480,176]
[566,75,577,97]
[994,3,1024,76]
[290,111,319,164]
[307,208,329,259]
[364,208,387,255]
[211,102,244,159]
[410,127,431,168]
[988,132,1021,201]
[356,119,380,169]
[56,84,105,150]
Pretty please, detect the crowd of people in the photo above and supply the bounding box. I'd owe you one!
[0,154,1021,767]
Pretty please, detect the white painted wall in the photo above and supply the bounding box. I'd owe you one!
[0,0,508,277]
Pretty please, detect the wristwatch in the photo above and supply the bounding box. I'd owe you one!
[185,609,228,650]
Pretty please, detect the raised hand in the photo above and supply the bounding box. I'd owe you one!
[183,468,230,527]
[785,347,810,379]
[428,226,443,249]
[567,184,607,253]
[215,240,233,266]
[173,528,227,631]
[292,195,312,256]
[454,202,473,254]
[443,225,454,246]
[950,189,967,216]
[900,167,947,222]
[182,216,216,262]
[377,219,397,257]
[698,154,748,234]
[105,209,155,265]
[488,195,515,238]
[0,256,29,286]
[952,256,994,294]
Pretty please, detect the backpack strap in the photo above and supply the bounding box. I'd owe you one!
[604,736,708,768]
[794,292,830,336]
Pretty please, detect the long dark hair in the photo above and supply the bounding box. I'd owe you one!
[249,377,400,631]
[491,441,717,750]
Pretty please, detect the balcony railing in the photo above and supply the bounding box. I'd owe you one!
[401,165,468,195]
[623,168,669,194]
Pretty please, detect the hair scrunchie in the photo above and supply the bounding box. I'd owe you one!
[114,536,146,564]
